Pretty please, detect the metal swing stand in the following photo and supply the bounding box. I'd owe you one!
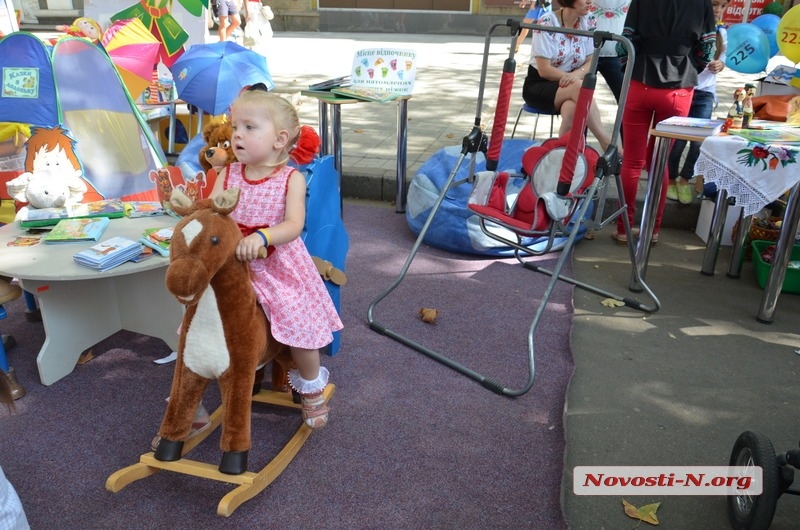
[367,20,660,398]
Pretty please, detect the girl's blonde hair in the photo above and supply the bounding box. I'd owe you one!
[232,91,301,161]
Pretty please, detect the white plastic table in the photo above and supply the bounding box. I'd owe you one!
[0,216,182,385]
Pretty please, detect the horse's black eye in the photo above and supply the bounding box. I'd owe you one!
[210,236,220,246]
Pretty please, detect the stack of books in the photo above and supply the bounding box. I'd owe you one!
[655,116,725,137]
[73,237,144,271]
[139,227,173,257]
[726,127,800,145]
[20,199,125,228]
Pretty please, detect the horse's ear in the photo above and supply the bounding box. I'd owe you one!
[213,187,240,215]
[169,187,195,216]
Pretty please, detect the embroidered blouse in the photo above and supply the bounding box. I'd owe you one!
[530,11,597,73]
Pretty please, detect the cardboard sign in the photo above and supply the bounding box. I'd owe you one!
[2,68,39,98]
[722,0,767,26]
[350,48,417,96]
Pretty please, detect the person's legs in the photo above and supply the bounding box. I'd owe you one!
[651,87,694,225]
[225,11,241,41]
[678,91,715,180]
[558,99,576,136]
[289,347,330,429]
[597,56,624,103]
[216,0,241,42]
[618,80,654,235]
[586,100,613,152]
[217,0,228,41]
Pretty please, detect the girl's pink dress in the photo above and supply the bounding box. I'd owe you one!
[226,163,343,350]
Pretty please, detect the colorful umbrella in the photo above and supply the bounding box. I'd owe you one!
[101,18,161,98]
[169,42,274,116]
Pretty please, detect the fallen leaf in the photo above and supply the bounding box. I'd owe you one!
[601,298,625,307]
[354,129,365,133]
[446,132,454,138]
[622,499,661,525]
[419,308,439,323]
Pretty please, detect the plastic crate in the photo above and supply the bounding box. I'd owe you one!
[751,239,800,294]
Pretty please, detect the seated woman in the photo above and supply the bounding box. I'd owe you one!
[521,0,614,152]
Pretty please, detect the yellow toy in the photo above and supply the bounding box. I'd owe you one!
[54,17,103,45]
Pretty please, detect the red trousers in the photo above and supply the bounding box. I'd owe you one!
[618,80,694,233]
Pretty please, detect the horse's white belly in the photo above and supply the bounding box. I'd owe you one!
[183,287,230,378]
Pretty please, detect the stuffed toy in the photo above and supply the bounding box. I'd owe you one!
[153,187,293,475]
[54,17,103,45]
[199,116,237,173]
[6,125,87,219]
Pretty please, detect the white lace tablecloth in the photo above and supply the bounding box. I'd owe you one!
[695,135,800,217]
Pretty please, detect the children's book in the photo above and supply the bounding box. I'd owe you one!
[19,199,125,228]
[123,201,166,218]
[655,117,724,138]
[300,89,355,102]
[308,75,351,91]
[726,127,800,145]
[43,217,111,244]
[330,86,401,103]
[73,237,145,271]
[139,227,173,257]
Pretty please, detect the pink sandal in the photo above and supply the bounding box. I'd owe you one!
[288,367,330,429]
[150,402,211,451]
[300,391,330,430]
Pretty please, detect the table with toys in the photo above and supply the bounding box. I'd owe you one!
[0,215,182,385]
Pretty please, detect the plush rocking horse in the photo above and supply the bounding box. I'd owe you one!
[153,186,293,474]
[107,187,335,516]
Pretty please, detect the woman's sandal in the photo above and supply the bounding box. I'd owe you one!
[611,228,658,246]
[300,391,330,430]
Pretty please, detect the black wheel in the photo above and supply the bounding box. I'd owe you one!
[727,430,781,530]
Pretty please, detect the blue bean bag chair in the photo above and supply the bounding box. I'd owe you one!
[406,139,592,256]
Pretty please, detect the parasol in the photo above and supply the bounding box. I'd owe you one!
[101,17,161,98]
[169,41,274,116]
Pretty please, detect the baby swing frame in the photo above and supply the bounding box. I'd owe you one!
[367,20,661,397]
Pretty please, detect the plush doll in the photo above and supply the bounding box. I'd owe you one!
[54,17,103,45]
[6,126,87,219]
[153,187,293,475]
[199,116,237,173]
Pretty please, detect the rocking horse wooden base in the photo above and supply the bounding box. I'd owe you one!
[106,385,335,517]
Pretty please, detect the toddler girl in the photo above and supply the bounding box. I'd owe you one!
[209,88,342,429]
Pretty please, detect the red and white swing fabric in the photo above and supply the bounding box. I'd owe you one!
[467,134,599,237]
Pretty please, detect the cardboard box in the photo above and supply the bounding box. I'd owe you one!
[758,65,800,97]
[695,199,743,246]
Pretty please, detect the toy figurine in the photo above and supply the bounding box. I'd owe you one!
[54,17,103,45]
[727,88,746,129]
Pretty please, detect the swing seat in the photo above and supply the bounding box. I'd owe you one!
[467,136,599,239]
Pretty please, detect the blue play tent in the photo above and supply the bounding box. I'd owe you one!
[0,32,166,200]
